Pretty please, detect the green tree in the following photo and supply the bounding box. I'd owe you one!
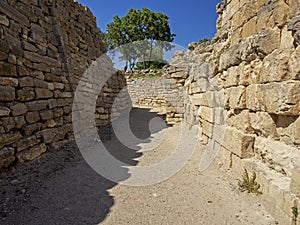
[105,8,175,71]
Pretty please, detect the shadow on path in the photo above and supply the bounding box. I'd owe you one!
[0,107,171,225]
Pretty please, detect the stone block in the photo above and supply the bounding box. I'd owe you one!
[225,86,246,109]
[9,103,27,116]
[19,76,34,87]
[14,116,26,129]
[0,77,18,86]
[201,119,213,137]
[246,82,300,116]
[0,85,15,101]
[40,110,54,121]
[0,106,10,117]
[0,15,9,26]
[222,127,255,158]
[17,88,35,101]
[35,88,53,99]
[22,123,42,136]
[17,143,47,163]
[291,167,300,197]
[242,17,257,38]
[0,61,17,76]
[0,147,15,169]
[0,132,22,148]
[26,100,48,111]
[25,111,40,124]
[254,137,300,176]
[16,135,40,152]
[249,112,278,138]
[259,49,292,83]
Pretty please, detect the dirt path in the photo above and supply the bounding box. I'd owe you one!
[0,108,278,225]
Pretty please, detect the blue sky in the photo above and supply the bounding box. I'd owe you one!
[77,0,221,48]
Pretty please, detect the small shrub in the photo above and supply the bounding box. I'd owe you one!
[238,168,262,195]
[292,206,298,222]
[198,38,210,44]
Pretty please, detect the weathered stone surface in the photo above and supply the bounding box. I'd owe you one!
[16,135,40,152]
[0,147,15,170]
[0,61,17,76]
[0,15,9,26]
[254,137,300,176]
[291,167,300,197]
[25,111,40,124]
[25,100,48,111]
[22,123,42,136]
[0,132,22,148]
[246,82,300,115]
[0,77,18,86]
[0,106,10,117]
[222,127,255,158]
[17,88,35,101]
[249,112,278,138]
[17,143,47,163]
[35,88,53,99]
[0,86,15,101]
[9,103,27,116]
[19,77,34,87]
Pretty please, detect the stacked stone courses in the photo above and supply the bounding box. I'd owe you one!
[0,0,128,169]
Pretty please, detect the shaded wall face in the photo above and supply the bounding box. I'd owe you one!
[0,0,127,169]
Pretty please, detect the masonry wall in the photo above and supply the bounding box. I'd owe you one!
[162,0,300,223]
[0,0,128,169]
[126,72,186,124]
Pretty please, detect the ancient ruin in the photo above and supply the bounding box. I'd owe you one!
[0,0,300,223]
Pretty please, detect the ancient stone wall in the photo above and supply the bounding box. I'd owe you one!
[126,73,185,124]
[0,0,128,170]
[164,0,300,223]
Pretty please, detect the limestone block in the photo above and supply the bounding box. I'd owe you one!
[259,49,292,83]
[222,127,255,158]
[25,111,40,124]
[17,88,35,101]
[0,132,22,148]
[0,85,15,101]
[0,15,9,26]
[26,100,48,111]
[201,119,213,137]
[0,106,10,117]
[254,137,300,176]
[225,86,246,109]
[289,0,300,18]
[9,103,27,116]
[16,135,40,152]
[249,112,278,138]
[246,82,300,115]
[223,66,239,88]
[170,71,188,79]
[23,123,42,136]
[0,147,15,170]
[198,106,214,123]
[0,77,18,86]
[291,167,300,197]
[14,116,26,129]
[17,143,47,163]
[227,109,252,133]
[35,88,53,99]
[242,17,257,38]
[272,1,289,28]
[289,46,300,80]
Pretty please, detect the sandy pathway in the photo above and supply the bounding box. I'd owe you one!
[0,108,278,225]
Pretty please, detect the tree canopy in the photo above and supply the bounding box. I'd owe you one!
[105,8,175,71]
